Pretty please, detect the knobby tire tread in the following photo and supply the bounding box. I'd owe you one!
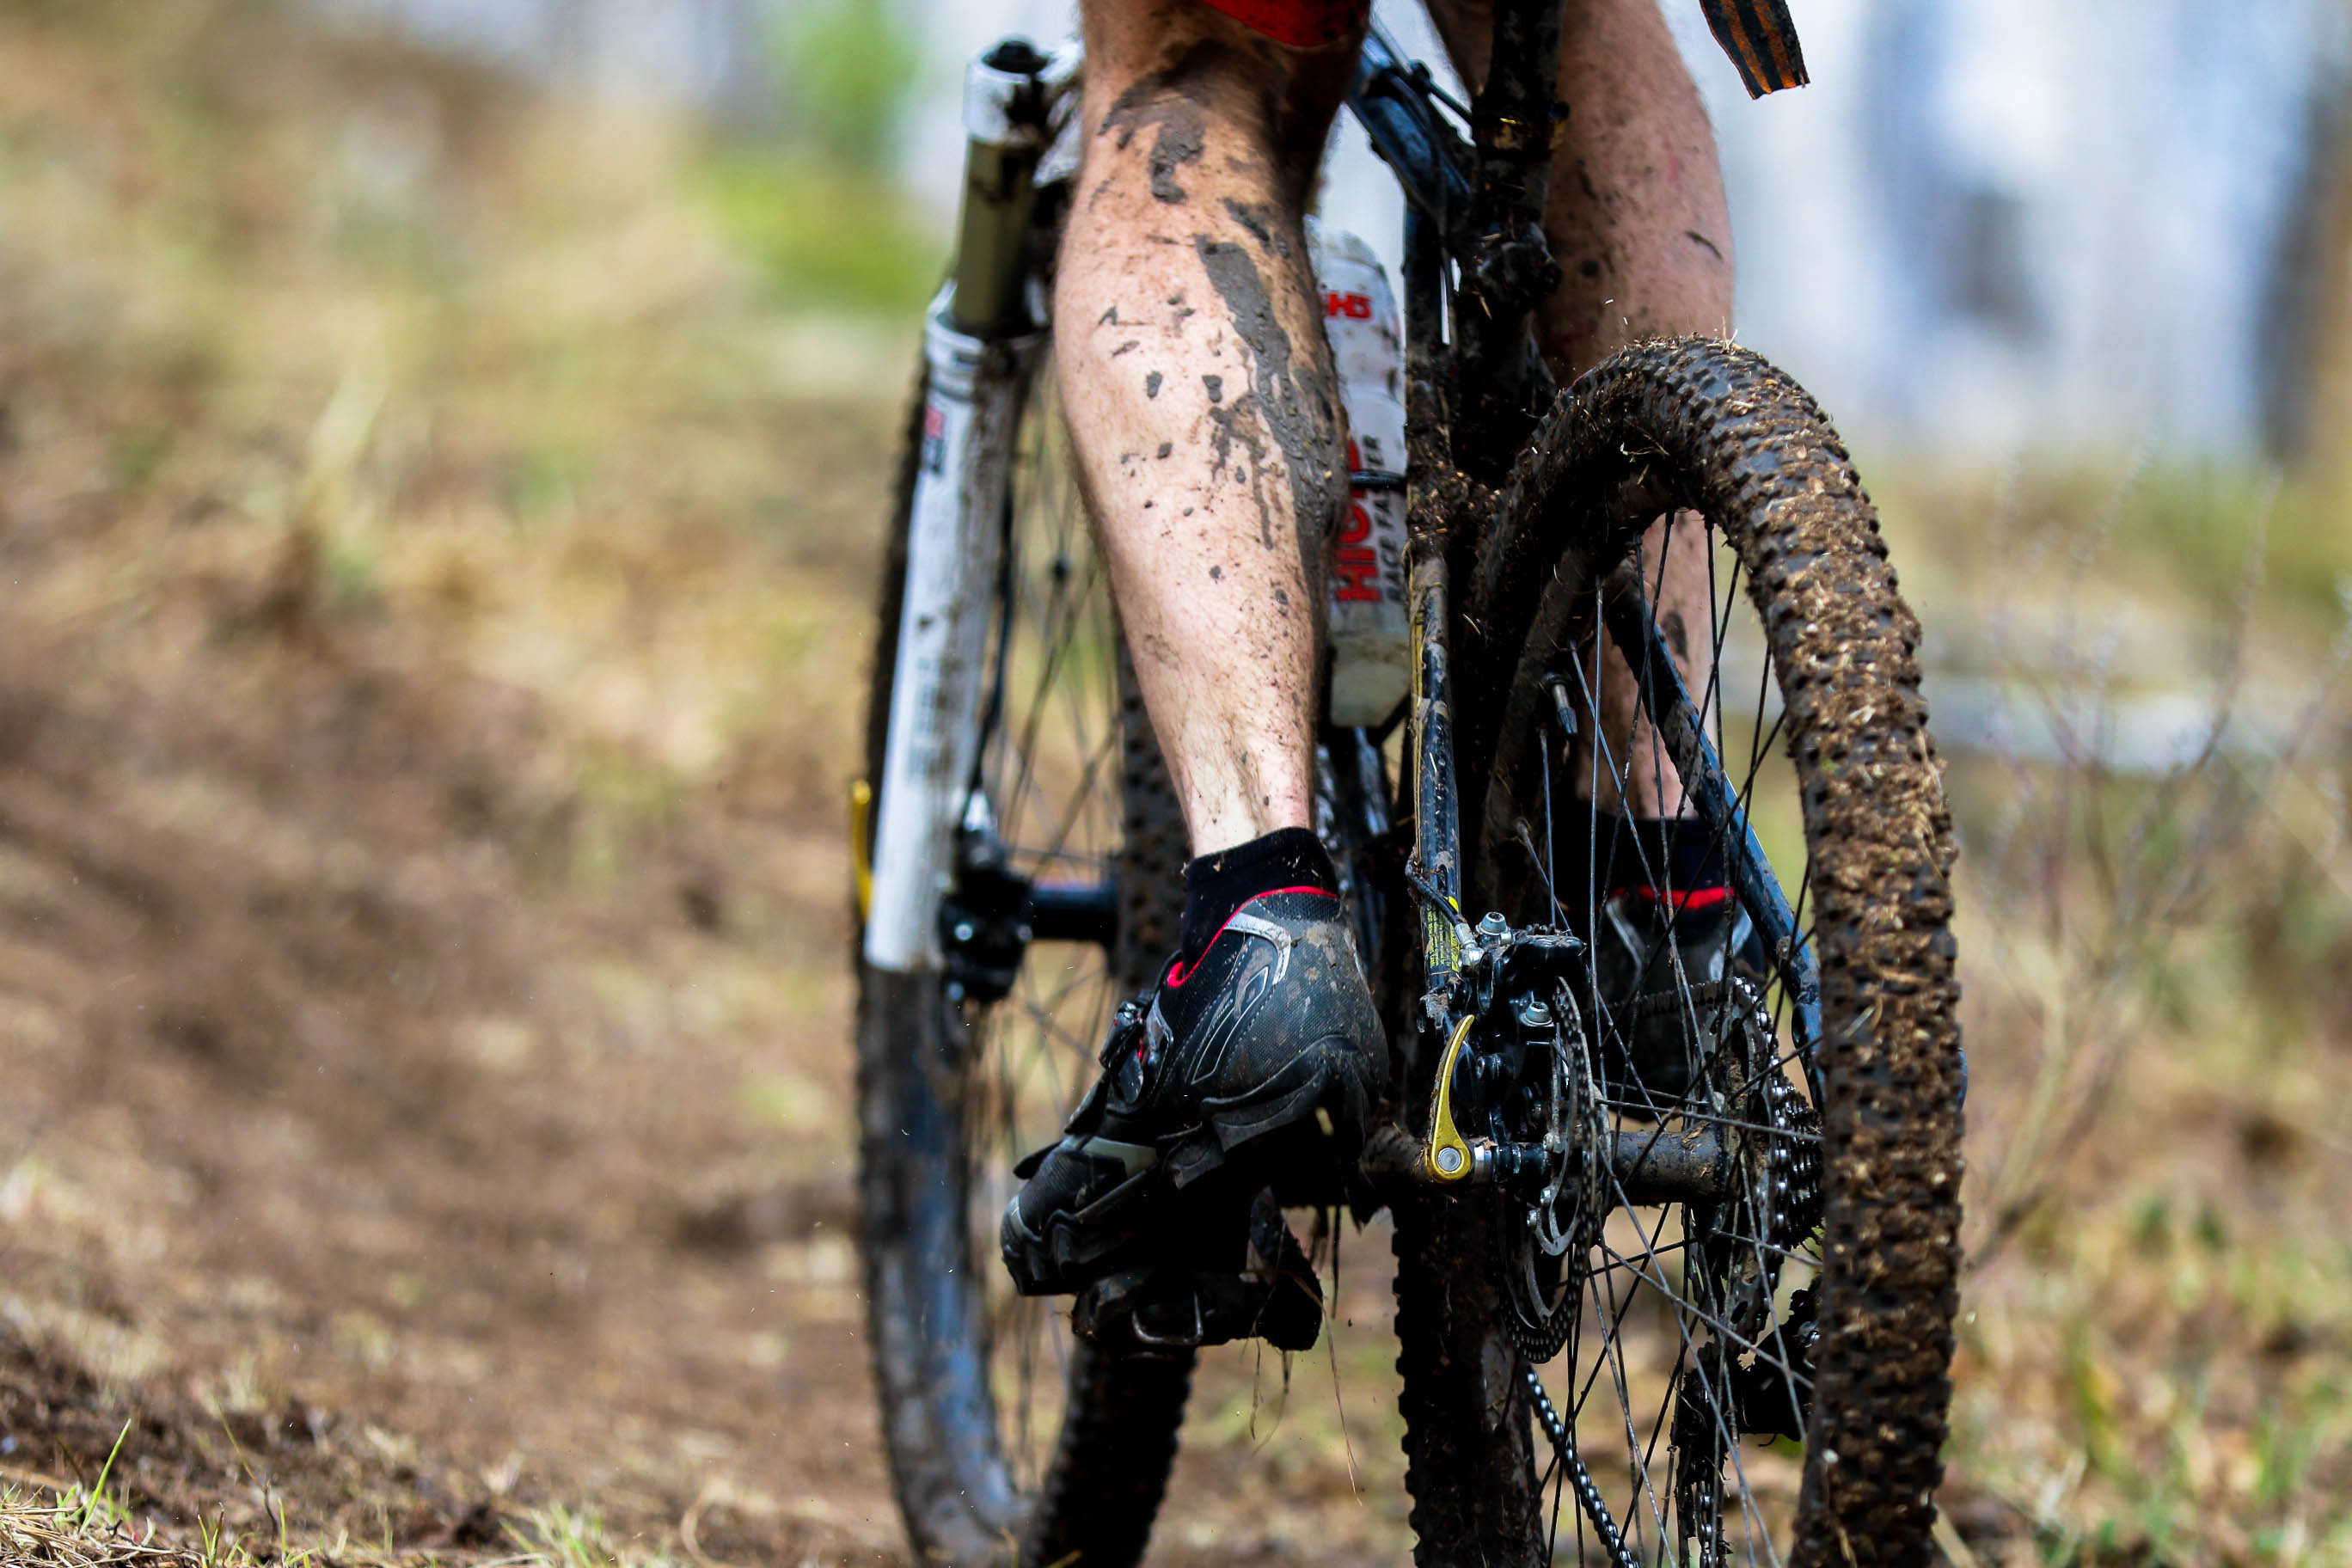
[1392,1190,1544,1565]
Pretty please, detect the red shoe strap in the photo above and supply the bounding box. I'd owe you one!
[1165,886,1338,989]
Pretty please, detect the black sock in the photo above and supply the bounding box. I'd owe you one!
[1558,812,1728,904]
[1178,827,1338,966]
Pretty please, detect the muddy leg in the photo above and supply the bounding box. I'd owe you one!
[1057,5,1363,854]
[1430,0,1731,816]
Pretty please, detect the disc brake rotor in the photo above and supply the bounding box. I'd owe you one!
[1499,986,1608,1363]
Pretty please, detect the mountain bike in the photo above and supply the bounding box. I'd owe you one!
[850,12,1964,1565]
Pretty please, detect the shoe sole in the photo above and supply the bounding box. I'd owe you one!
[1001,1034,1377,1297]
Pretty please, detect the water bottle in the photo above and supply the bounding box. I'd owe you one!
[1308,222,1411,727]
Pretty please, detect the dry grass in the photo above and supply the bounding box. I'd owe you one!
[0,1,903,1562]
[0,1489,689,1567]
[1875,466,2352,1565]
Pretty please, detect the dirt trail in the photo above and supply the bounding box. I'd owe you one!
[0,378,1402,1561]
[0,3,892,1556]
[0,419,897,1560]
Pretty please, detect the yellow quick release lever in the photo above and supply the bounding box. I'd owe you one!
[849,778,875,922]
[1425,1015,1476,1182]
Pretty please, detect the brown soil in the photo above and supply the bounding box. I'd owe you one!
[0,564,1406,1562]
[0,546,892,1562]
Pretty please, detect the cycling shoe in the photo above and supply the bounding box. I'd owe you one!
[1000,889,1384,1297]
[1591,887,1767,1109]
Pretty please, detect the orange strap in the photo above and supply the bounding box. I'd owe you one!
[1696,0,1810,97]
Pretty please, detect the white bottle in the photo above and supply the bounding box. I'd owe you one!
[1308,222,1412,728]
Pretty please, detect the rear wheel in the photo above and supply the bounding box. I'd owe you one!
[1396,338,1964,1566]
[855,359,1192,1567]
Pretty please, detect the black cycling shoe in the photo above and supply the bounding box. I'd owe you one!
[1591,888,1768,1109]
[1001,888,1384,1297]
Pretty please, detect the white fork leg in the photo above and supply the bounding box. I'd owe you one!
[863,303,1043,972]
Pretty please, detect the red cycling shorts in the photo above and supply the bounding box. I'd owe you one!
[1196,0,1374,50]
[1197,0,1808,95]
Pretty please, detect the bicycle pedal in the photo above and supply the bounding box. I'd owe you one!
[1071,1198,1324,1355]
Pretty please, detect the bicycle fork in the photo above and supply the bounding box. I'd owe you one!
[862,43,1075,972]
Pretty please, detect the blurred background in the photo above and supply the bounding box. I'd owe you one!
[0,1,2344,1565]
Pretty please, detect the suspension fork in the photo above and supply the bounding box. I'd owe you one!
[862,42,1076,972]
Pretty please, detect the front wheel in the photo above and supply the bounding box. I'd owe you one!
[1397,338,1965,1566]
[854,359,1194,1567]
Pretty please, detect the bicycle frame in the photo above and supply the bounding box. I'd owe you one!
[848,20,1933,1559]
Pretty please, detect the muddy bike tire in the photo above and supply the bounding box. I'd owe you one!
[1393,338,1964,1566]
[854,362,1193,1568]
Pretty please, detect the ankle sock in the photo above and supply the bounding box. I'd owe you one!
[1178,827,1338,966]
[1559,812,1728,904]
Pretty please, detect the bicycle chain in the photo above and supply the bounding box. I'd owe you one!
[1724,974,1825,1260]
[1665,983,1821,1565]
[1759,1058,1823,1253]
[1526,1366,1642,1568]
[1707,978,1824,1346]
